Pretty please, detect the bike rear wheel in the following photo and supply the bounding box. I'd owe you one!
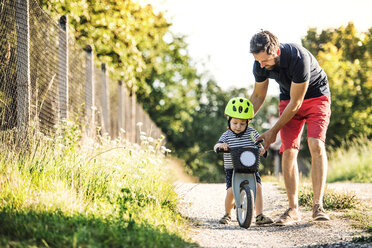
[236,184,254,228]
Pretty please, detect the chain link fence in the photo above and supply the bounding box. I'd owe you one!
[0,0,164,144]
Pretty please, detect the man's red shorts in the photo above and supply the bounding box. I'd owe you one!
[279,95,331,154]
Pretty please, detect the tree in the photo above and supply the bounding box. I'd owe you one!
[36,0,283,181]
[302,23,372,146]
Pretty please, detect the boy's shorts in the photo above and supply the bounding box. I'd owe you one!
[279,95,331,154]
[225,168,261,190]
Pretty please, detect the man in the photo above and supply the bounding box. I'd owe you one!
[249,30,331,226]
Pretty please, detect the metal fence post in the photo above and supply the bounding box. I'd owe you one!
[123,85,130,140]
[118,80,123,137]
[130,90,136,143]
[58,15,68,120]
[16,0,31,138]
[85,45,95,138]
[101,63,110,135]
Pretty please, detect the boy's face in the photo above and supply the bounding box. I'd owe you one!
[230,117,248,134]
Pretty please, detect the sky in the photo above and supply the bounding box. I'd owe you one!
[140,0,372,95]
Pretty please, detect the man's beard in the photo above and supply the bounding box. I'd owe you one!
[265,56,280,70]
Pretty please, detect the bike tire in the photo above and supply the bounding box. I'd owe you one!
[236,184,254,228]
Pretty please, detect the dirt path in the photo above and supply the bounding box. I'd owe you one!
[175,182,372,248]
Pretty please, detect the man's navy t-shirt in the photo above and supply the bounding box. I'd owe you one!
[253,43,330,100]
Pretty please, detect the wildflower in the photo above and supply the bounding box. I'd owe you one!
[147,194,156,201]
[136,122,143,127]
[133,174,141,179]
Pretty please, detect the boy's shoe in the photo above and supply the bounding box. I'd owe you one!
[274,208,301,226]
[219,214,231,224]
[255,213,274,225]
[312,204,330,221]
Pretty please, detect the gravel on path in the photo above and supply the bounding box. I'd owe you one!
[175,182,372,248]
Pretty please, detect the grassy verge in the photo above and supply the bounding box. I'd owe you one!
[299,185,372,242]
[327,136,372,183]
[0,121,197,247]
[299,186,360,210]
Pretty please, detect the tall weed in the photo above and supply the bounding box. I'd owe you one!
[0,121,195,247]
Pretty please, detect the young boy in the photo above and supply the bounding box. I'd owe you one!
[214,97,273,225]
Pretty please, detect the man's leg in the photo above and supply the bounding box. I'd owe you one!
[308,137,330,220]
[276,99,305,225]
[282,148,299,209]
[275,148,301,225]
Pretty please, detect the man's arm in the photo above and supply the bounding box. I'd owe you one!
[249,79,269,115]
[259,81,309,150]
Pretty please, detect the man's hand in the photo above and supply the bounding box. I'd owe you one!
[258,147,266,156]
[257,129,279,151]
[257,81,308,150]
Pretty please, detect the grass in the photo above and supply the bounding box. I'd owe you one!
[299,186,360,210]
[0,120,197,247]
[327,136,372,183]
[298,185,372,239]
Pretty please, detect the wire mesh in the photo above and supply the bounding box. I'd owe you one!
[0,0,18,130]
[29,0,60,133]
[68,35,87,125]
[0,0,164,143]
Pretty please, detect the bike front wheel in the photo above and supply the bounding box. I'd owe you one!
[236,184,254,228]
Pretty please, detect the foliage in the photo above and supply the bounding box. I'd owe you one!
[39,0,170,94]
[302,23,372,146]
[36,1,372,182]
[0,124,196,247]
[37,0,213,180]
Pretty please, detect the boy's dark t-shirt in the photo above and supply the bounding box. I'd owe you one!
[253,43,330,100]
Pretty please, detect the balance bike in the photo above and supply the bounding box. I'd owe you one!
[216,141,264,228]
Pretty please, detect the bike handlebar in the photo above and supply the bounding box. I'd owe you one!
[215,147,230,153]
[215,140,267,158]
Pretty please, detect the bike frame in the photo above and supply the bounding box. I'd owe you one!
[232,171,257,208]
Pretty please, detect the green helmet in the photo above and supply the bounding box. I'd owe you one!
[224,97,254,119]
